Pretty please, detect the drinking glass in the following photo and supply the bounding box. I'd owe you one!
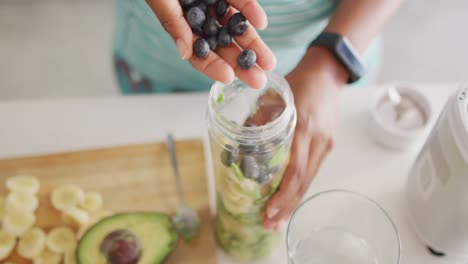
[287,190,400,264]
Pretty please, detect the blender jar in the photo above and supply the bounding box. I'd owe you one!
[206,72,297,261]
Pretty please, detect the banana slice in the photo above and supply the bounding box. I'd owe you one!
[50,184,85,211]
[33,248,62,264]
[61,207,89,229]
[17,227,47,259]
[79,192,103,212]
[77,210,114,239]
[6,175,40,194]
[3,210,36,236]
[6,191,39,212]
[0,196,5,222]
[0,229,16,260]
[46,226,76,253]
[64,246,77,264]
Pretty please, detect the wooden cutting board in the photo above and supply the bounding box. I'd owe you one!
[0,139,217,264]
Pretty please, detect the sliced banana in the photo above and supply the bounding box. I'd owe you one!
[6,175,40,194]
[50,184,85,211]
[0,196,5,222]
[0,229,16,260]
[17,227,47,259]
[64,246,77,264]
[33,248,62,264]
[46,227,77,254]
[46,226,76,253]
[6,191,39,212]
[2,210,36,236]
[61,207,89,229]
[79,192,103,212]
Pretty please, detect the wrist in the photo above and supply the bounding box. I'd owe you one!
[299,46,348,87]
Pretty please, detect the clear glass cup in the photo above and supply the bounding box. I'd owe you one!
[287,190,401,264]
[206,72,297,261]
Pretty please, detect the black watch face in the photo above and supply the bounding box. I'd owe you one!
[336,38,366,79]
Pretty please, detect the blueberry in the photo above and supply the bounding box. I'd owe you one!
[220,145,239,166]
[202,16,221,37]
[193,38,210,58]
[185,6,206,31]
[237,49,256,69]
[179,0,198,8]
[241,156,261,179]
[256,174,272,185]
[239,144,259,155]
[268,165,280,175]
[217,27,232,47]
[197,2,209,13]
[202,0,218,4]
[192,26,203,36]
[256,152,273,165]
[216,0,229,17]
[228,13,249,36]
[207,36,218,50]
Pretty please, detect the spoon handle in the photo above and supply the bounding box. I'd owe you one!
[167,133,186,207]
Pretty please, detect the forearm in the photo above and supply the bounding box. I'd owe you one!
[295,0,404,87]
[326,0,405,53]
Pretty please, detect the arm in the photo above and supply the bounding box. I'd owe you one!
[264,0,404,229]
[303,0,406,87]
[327,0,405,53]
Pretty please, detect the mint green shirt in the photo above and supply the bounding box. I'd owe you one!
[113,0,381,94]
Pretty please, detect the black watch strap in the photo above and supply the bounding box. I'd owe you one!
[308,32,366,84]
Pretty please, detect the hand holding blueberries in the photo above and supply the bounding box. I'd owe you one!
[145,0,276,89]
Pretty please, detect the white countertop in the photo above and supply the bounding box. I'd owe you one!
[0,83,463,264]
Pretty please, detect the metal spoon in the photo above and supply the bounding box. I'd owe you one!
[166,133,200,242]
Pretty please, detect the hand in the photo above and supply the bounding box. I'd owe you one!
[263,48,347,230]
[145,0,276,89]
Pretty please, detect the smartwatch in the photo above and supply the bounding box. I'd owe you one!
[308,32,367,84]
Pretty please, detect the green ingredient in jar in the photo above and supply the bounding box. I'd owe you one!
[231,163,244,181]
[217,92,225,104]
[215,207,280,261]
[239,179,262,200]
[268,146,288,169]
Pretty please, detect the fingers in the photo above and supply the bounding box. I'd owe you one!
[216,43,266,89]
[234,25,276,71]
[263,129,311,229]
[146,0,193,59]
[228,0,268,30]
[296,138,329,199]
[221,7,276,72]
[189,51,235,84]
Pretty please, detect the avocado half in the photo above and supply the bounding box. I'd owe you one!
[77,212,178,264]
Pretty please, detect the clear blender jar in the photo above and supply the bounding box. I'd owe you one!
[206,72,296,261]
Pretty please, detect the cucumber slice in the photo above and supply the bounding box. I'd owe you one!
[268,146,289,169]
[231,163,244,181]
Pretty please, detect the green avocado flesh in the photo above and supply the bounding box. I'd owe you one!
[77,212,178,264]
